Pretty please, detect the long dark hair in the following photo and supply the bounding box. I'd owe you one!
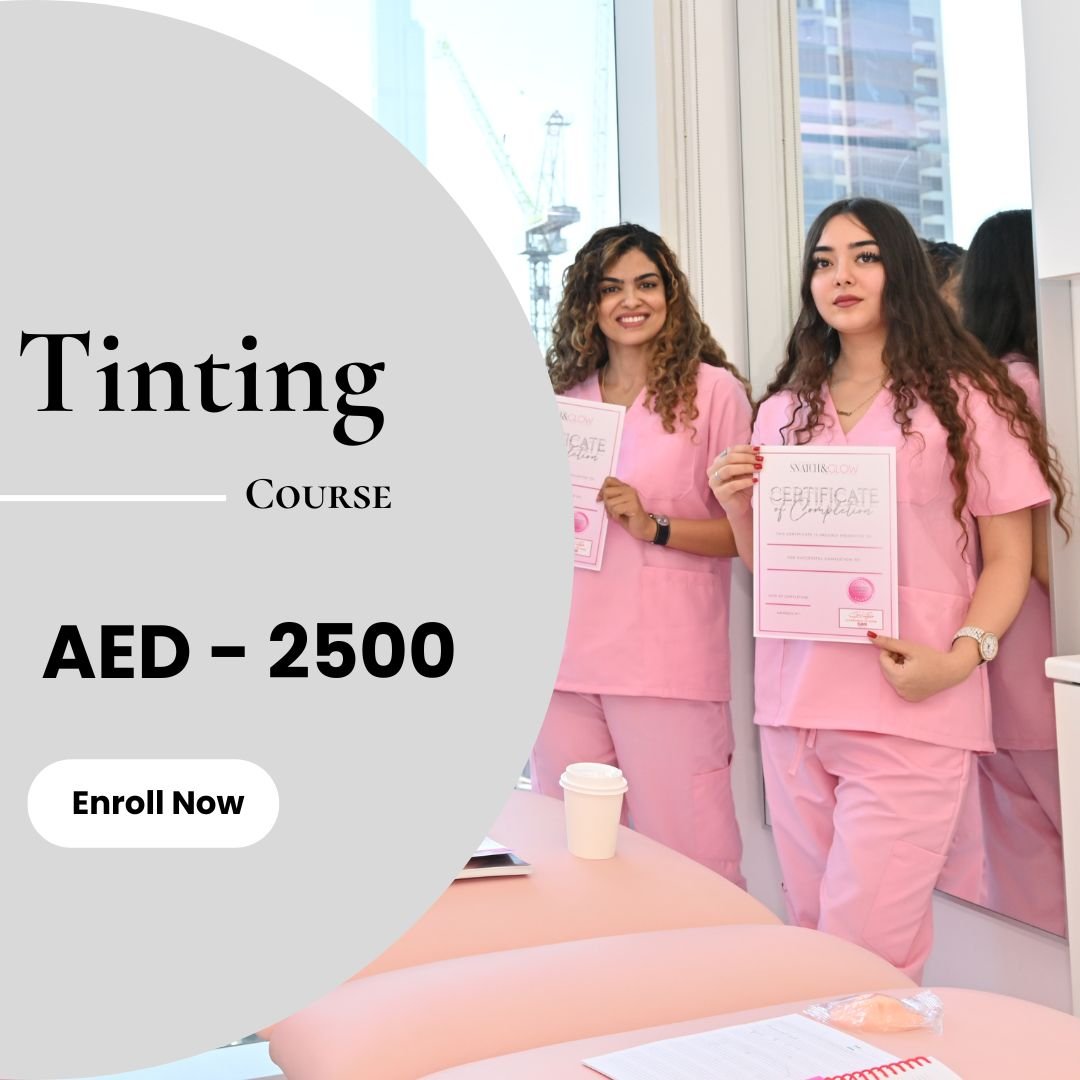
[760,198,1066,533]
[547,223,749,433]
[961,209,1038,364]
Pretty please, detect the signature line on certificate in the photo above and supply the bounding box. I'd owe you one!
[765,568,884,575]
[766,542,883,549]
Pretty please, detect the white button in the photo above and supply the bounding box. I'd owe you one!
[28,760,279,848]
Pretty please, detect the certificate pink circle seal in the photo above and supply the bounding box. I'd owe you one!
[847,577,875,604]
[574,510,590,534]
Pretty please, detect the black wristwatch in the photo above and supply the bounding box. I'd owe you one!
[649,513,671,546]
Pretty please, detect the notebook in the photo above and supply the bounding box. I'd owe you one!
[454,836,532,879]
[583,1013,961,1079]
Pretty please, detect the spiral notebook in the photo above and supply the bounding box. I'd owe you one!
[582,1014,961,1079]
[806,1061,960,1079]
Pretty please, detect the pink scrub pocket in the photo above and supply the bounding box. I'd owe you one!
[690,760,744,888]
[860,838,946,972]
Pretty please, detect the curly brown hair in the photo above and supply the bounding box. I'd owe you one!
[760,198,1068,536]
[547,223,749,433]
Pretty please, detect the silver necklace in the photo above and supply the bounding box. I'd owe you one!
[831,378,884,417]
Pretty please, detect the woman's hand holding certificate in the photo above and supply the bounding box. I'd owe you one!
[708,444,758,522]
[598,476,654,541]
[867,632,980,702]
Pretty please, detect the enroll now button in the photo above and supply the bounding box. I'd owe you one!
[28,760,279,848]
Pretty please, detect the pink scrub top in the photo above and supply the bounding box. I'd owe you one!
[555,363,752,702]
[752,381,1052,752]
[988,355,1056,750]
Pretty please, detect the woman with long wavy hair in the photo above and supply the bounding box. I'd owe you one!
[709,198,1066,979]
[962,208,1065,935]
[531,223,752,886]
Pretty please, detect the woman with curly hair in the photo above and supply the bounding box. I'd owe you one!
[962,208,1065,935]
[531,223,751,886]
[709,198,1067,979]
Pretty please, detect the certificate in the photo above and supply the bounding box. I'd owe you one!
[754,445,898,642]
[556,395,626,571]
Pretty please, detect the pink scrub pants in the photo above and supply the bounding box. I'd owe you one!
[977,748,1065,936]
[531,691,745,888]
[934,765,985,904]
[760,725,972,983]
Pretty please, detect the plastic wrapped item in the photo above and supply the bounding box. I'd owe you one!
[805,989,945,1035]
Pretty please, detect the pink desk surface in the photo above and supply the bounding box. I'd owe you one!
[268,925,913,1080]
[360,789,778,978]
[426,987,1080,1079]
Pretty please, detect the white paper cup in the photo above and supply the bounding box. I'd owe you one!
[559,762,629,860]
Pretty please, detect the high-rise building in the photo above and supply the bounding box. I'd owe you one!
[797,0,952,240]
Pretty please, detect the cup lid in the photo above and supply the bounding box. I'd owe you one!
[559,761,628,795]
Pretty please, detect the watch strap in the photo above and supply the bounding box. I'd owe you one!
[952,626,992,663]
[649,514,671,546]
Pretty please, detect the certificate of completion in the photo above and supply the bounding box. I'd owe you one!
[754,445,898,642]
[556,395,626,571]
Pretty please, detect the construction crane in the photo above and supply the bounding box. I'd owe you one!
[436,39,580,352]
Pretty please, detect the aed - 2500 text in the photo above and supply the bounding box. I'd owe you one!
[40,622,454,679]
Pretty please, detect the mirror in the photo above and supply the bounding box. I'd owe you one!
[793,0,1064,935]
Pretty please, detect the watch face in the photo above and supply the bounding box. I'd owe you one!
[656,515,670,526]
[980,632,999,661]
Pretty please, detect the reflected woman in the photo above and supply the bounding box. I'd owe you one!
[922,239,965,314]
[962,208,1066,936]
[531,224,751,886]
[709,198,1067,979]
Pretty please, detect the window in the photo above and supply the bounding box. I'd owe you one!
[794,0,1031,245]
[104,0,619,356]
[374,0,619,352]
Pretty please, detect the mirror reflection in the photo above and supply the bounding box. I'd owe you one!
[795,0,1064,934]
[934,211,1065,935]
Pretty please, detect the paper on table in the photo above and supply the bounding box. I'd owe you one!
[583,1014,959,1080]
[474,836,511,857]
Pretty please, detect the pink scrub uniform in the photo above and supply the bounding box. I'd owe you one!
[753,382,1051,980]
[531,364,751,886]
[978,355,1064,935]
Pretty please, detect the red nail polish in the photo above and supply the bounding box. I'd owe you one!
[867,631,878,639]
[751,446,761,452]
[752,477,758,484]
[754,463,763,470]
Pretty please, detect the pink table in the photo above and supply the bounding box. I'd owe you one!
[268,925,914,1079]
[425,987,1080,1078]
[360,789,778,977]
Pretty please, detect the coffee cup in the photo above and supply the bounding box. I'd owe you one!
[558,762,629,859]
